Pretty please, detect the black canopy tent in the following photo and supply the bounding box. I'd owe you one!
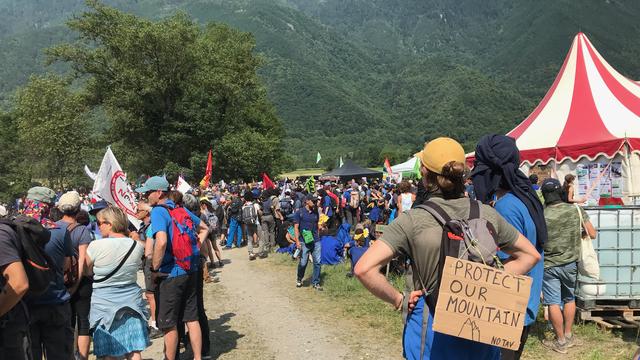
[320,159,383,182]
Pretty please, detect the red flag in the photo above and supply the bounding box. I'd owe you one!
[200,150,212,188]
[384,157,394,175]
[262,173,276,190]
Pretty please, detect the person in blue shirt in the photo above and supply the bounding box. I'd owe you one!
[471,135,547,360]
[345,224,370,277]
[293,194,322,290]
[136,176,209,360]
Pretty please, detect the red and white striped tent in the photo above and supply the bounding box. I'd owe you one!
[469,32,640,198]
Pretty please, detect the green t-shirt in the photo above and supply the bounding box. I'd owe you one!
[543,203,589,268]
[380,197,520,292]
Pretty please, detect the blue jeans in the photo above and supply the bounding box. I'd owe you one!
[297,241,322,285]
[226,218,243,248]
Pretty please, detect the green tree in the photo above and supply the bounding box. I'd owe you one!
[215,129,284,182]
[13,74,91,189]
[0,112,30,203]
[47,1,283,178]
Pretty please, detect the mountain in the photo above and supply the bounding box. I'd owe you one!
[1,0,639,168]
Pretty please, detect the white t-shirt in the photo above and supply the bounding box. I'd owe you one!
[401,193,414,212]
[87,237,144,288]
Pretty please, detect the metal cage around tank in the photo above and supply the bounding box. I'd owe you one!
[576,206,640,304]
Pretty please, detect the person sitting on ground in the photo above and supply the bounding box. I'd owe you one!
[345,225,370,277]
[87,206,148,360]
[276,221,297,256]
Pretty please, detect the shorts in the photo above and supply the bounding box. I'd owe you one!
[156,273,198,330]
[143,257,156,294]
[71,276,93,336]
[542,261,578,306]
[244,224,258,237]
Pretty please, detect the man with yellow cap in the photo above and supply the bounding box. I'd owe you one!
[354,137,541,360]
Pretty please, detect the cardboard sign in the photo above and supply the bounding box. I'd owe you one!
[432,257,532,350]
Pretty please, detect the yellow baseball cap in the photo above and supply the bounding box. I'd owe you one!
[417,137,465,174]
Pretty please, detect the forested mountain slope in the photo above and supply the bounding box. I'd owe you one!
[1,0,639,167]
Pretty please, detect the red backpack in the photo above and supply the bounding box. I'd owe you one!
[157,204,199,271]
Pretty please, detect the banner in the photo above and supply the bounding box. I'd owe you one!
[176,175,192,194]
[92,147,139,227]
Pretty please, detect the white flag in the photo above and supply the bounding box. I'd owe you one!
[176,176,192,194]
[92,147,140,228]
[84,165,97,181]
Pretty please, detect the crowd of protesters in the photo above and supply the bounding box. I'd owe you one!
[0,134,600,360]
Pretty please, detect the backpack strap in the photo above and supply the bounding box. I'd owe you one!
[411,201,460,360]
[468,198,480,220]
[414,202,451,225]
[93,240,137,283]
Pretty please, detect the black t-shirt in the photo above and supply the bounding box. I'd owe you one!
[0,224,22,289]
[0,223,28,325]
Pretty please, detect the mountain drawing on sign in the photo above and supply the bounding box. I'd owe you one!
[458,318,481,341]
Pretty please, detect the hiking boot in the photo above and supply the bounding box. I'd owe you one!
[313,284,323,291]
[149,326,163,340]
[259,252,268,259]
[249,253,256,261]
[218,260,224,268]
[296,280,302,288]
[542,338,568,354]
[565,334,583,348]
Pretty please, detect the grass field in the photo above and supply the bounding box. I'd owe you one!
[278,168,325,178]
[266,253,639,359]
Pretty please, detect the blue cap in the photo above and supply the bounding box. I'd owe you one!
[135,176,170,193]
[89,199,109,215]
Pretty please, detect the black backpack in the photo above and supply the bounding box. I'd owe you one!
[0,215,56,297]
[229,198,243,218]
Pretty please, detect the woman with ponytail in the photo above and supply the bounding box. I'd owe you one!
[354,137,540,360]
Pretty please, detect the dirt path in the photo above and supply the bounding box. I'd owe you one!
[132,247,399,359]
